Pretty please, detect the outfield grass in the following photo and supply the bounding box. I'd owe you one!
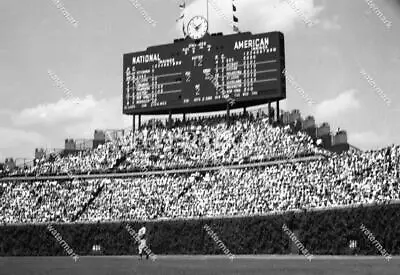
[1,255,399,275]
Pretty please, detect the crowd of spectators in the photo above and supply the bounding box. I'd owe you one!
[1,145,399,224]
[0,179,103,224]
[1,111,398,224]
[11,141,127,177]
[4,112,327,177]
[120,113,326,172]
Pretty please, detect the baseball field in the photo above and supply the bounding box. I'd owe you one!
[1,255,399,275]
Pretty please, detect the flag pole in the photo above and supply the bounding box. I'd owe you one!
[178,0,187,37]
[206,0,209,29]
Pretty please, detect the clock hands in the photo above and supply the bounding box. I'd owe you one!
[194,22,203,31]
[187,16,208,40]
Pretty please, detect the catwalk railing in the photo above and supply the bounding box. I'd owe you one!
[0,155,323,182]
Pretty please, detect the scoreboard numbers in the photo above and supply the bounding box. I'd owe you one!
[123,31,285,115]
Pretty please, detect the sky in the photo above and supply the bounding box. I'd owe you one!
[0,0,400,163]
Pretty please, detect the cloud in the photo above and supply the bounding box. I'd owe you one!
[382,107,400,138]
[0,109,13,117]
[63,97,132,138]
[12,95,131,138]
[0,127,46,162]
[176,0,323,35]
[348,131,388,150]
[0,128,44,149]
[0,95,133,161]
[314,89,361,120]
[12,96,95,126]
[321,15,341,30]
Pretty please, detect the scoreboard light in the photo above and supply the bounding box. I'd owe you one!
[123,31,286,115]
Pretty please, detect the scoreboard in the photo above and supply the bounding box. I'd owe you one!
[123,31,285,115]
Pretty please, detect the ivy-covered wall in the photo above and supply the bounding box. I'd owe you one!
[1,204,399,256]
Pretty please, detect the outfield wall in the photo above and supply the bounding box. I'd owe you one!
[0,203,399,256]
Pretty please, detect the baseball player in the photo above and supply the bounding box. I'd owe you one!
[138,225,149,260]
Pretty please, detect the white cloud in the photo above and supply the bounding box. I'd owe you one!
[13,96,95,126]
[0,127,46,161]
[63,97,132,139]
[321,15,341,30]
[0,128,44,149]
[382,107,400,138]
[0,109,13,117]
[12,95,131,138]
[176,0,323,35]
[314,89,361,120]
[348,131,388,150]
[0,95,134,160]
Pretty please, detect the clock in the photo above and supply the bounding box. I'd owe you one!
[187,16,208,40]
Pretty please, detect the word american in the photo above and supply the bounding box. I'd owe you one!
[234,37,269,50]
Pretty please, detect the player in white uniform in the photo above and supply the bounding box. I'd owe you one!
[138,226,149,260]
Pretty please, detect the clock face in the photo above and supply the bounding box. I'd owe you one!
[187,16,208,40]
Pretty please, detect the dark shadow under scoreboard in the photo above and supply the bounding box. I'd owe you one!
[123,31,285,115]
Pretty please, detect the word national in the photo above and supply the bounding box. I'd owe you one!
[132,54,160,64]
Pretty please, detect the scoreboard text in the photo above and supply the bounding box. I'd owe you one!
[123,31,285,114]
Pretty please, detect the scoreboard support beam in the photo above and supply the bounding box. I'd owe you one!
[183,113,186,122]
[268,103,272,123]
[243,107,247,116]
[276,101,280,123]
[168,111,172,128]
[226,103,230,126]
[132,115,136,132]
[138,115,142,129]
